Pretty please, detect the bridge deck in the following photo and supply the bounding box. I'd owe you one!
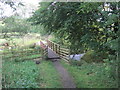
[47,48,60,59]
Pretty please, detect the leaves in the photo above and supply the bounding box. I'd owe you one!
[29,2,119,56]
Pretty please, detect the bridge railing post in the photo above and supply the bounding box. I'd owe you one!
[46,40,71,61]
[59,45,60,57]
[68,49,70,61]
[55,44,57,54]
[53,43,54,51]
[50,41,51,49]
[52,42,53,50]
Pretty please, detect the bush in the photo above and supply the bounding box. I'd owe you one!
[81,50,108,63]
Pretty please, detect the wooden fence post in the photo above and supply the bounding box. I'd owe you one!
[46,40,71,61]
[53,43,54,51]
[59,45,61,57]
[68,49,70,61]
[55,44,57,54]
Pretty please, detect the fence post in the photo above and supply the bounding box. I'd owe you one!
[68,49,70,61]
[50,42,53,49]
[55,44,57,54]
[53,43,54,51]
[47,40,49,47]
[59,45,60,57]
[50,41,52,49]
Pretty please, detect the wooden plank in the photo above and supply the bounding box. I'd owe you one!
[47,40,71,61]
[47,40,60,47]
[60,48,69,51]
[62,56,69,61]
[3,54,41,59]
[60,53,69,57]
[61,55,69,59]
[60,50,69,54]
[40,41,47,50]
[63,59,69,62]
[1,50,40,55]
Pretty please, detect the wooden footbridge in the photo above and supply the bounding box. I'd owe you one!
[40,40,70,61]
[40,40,76,88]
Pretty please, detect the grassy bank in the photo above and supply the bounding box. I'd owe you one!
[60,60,118,88]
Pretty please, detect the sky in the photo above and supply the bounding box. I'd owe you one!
[21,0,42,5]
[0,0,42,18]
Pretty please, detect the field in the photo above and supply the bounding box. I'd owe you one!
[1,34,62,88]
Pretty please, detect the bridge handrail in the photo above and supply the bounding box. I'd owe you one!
[47,40,70,61]
[40,41,48,57]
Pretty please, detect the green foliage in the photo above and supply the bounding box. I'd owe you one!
[81,50,108,63]
[29,2,119,84]
[28,43,36,49]
[29,25,48,36]
[2,48,62,88]
[69,59,86,66]
[29,2,119,56]
[61,60,118,88]
[2,59,62,88]
[2,60,40,88]
[1,16,31,38]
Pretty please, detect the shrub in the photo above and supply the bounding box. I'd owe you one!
[81,50,108,63]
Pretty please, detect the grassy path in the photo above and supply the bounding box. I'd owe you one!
[37,60,62,88]
[53,60,76,88]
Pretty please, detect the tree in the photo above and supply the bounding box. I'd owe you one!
[29,2,119,55]
[29,2,119,82]
[0,0,24,18]
[1,16,30,39]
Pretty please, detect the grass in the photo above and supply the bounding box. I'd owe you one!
[12,38,40,47]
[2,60,40,88]
[60,60,118,88]
[3,53,41,60]
[2,48,41,61]
[2,59,62,88]
[0,34,40,48]
[37,60,62,88]
[2,46,62,88]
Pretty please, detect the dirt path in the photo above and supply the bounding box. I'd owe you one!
[39,41,76,88]
[52,60,76,88]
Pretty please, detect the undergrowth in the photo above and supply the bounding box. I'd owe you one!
[2,48,62,88]
[60,60,118,88]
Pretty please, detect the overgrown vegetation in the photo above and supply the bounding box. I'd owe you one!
[0,1,119,88]
[29,2,119,88]
[2,47,62,88]
[61,60,118,88]
[30,2,119,53]
[2,60,40,88]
